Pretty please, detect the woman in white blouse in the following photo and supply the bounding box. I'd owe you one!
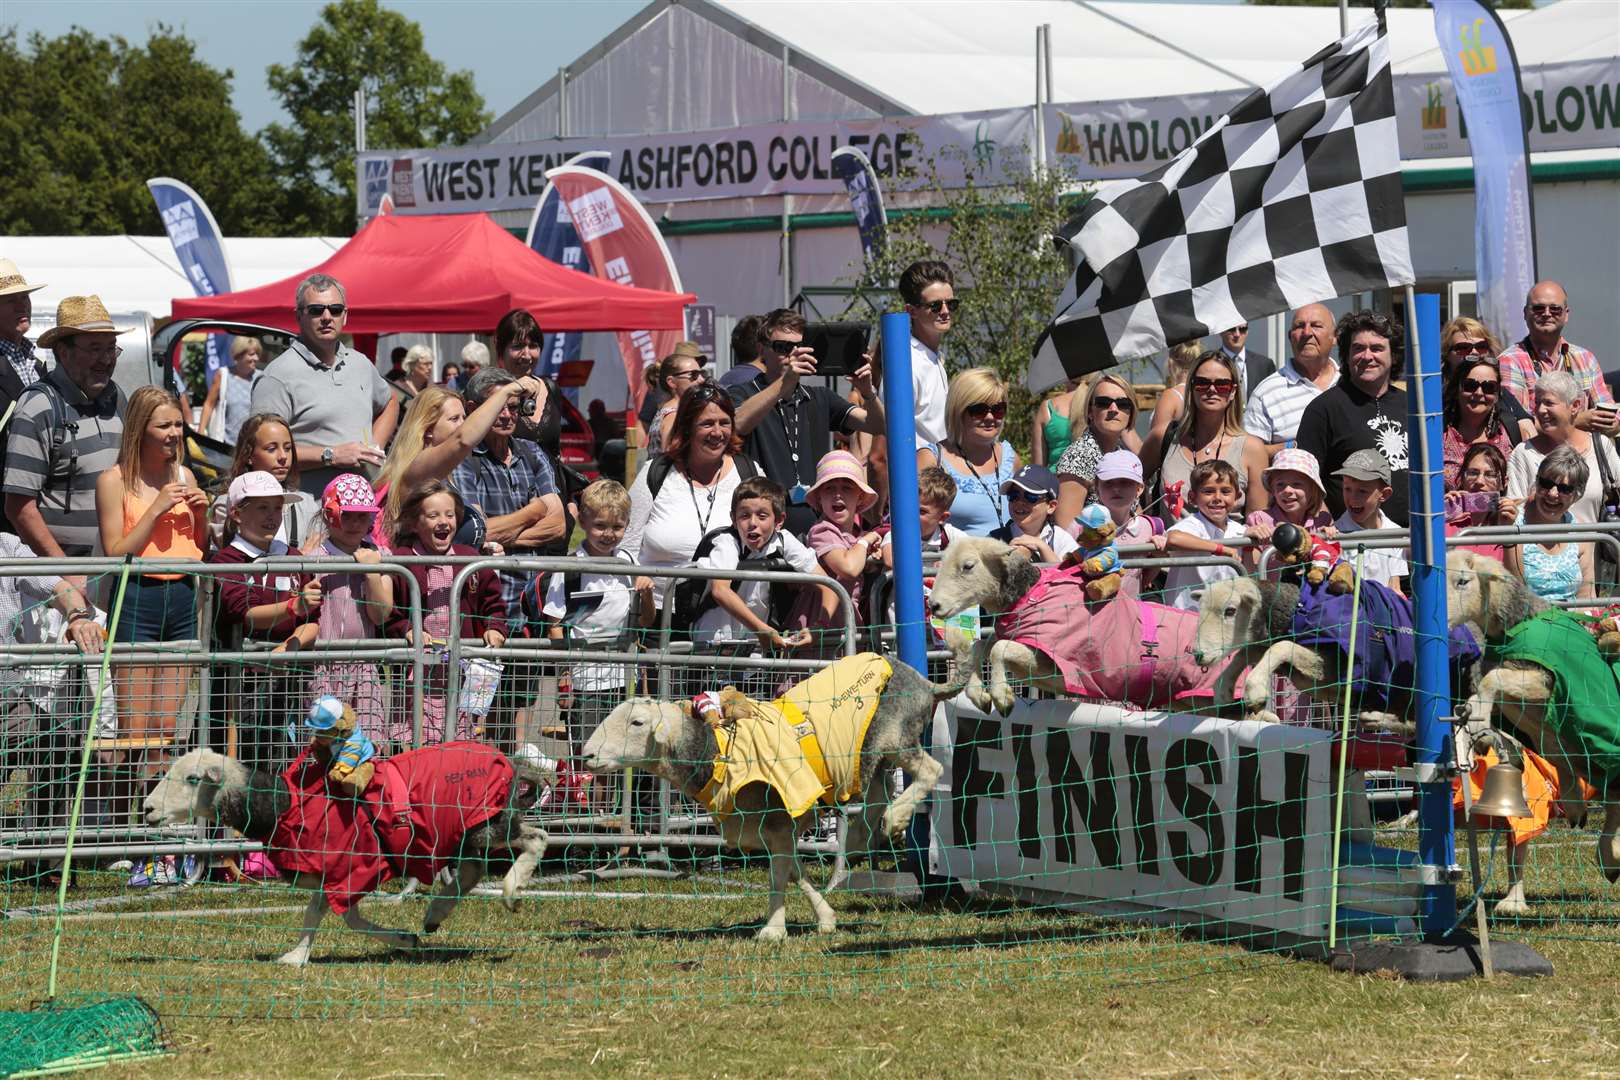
[624,384,761,618]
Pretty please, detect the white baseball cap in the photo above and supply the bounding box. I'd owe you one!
[227,470,304,510]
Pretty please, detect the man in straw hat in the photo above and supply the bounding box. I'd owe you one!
[3,295,129,560]
[0,259,48,532]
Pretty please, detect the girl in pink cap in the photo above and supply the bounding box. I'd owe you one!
[1242,447,1335,574]
[801,449,882,644]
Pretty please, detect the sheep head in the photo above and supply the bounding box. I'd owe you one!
[143,748,230,827]
[1446,549,1534,641]
[929,536,1041,619]
[582,698,685,772]
[1194,577,1267,666]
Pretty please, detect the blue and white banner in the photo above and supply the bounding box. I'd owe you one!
[146,177,235,388]
[1432,0,1537,345]
[830,146,888,268]
[525,150,611,386]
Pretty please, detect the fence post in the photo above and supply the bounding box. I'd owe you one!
[1406,289,1457,938]
[881,310,946,892]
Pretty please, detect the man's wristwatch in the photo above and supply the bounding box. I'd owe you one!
[321,446,335,467]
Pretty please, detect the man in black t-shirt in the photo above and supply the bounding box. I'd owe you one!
[1296,311,1411,525]
[730,308,888,536]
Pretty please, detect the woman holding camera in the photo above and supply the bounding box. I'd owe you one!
[1441,355,1519,491]
[1444,442,1517,563]
[371,377,545,547]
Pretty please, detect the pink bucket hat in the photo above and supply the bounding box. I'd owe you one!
[805,450,877,512]
[1263,447,1325,498]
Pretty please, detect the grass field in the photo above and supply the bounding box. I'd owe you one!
[6,828,1620,1079]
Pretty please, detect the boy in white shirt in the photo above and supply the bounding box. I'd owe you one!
[538,480,647,753]
[1331,449,1409,590]
[1162,460,1249,610]
[990,465,1078,563]
[693,479,826,687]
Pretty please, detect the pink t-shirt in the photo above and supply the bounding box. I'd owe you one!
[807,519,866,625]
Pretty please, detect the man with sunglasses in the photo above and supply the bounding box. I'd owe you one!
[1217,323,1272,403]
[252,273,400,499]
[1497,280,1614,422]
[900,259,958,447]
[730,308,887,536]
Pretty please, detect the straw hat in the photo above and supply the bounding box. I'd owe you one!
[805,449,878,512]
[0,259,45,297]
[36,295,130,348]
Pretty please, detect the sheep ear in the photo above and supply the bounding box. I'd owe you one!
[202,763,224,785]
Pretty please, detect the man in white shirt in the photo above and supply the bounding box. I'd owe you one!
[901,260,957,447]
[1243,303,1340,456]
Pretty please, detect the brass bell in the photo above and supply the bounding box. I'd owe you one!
[1473,760,1532,820]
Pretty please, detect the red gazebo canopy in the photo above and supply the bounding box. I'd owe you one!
[171,212,695,333]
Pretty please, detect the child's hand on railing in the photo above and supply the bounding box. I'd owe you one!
[482,629,507,648]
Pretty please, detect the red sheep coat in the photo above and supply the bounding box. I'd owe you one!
[993,565,1232,709]
[382,541,506,642]
[270,742,515,913]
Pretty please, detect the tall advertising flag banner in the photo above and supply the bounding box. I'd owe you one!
[830,146,888,268]
[543,165,684,410]
[146,178,235,389]
[527,151,611,385]
[1432,0,1537,345]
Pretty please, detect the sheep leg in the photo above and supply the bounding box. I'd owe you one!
[1601,802,1620,886]
[500,822,548,912]
[1242,642,1326,725]
[276,881,328,968]
[423,859,484,935]
[882,746,943,841]
[341,905,421,953]
[956,636,993,713]
[1495,839,1530,917]
[792,860,837,935]
[988,640,1045,715]
[756,832,794,943]
[842,771,889,868]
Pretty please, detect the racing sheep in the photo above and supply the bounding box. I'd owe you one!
[582,653,961,941]
[143,742,550,966]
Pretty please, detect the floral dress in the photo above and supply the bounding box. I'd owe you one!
[306,540,392,746]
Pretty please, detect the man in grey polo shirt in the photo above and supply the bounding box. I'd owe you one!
[251,273,399,498]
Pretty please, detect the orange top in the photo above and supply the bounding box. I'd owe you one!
[123,489,204,580]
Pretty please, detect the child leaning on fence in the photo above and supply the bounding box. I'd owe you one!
[286,475,398,750]
[384,480,507,744]
[208,471,319,774]
[527,479,648,754]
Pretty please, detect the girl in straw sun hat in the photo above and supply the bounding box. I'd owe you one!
[800,449,881,643]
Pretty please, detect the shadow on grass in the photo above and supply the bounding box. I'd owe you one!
[236,945,516,965]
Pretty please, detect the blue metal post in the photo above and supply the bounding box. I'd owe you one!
[1405,289,1458,936]
[882,311,938,885]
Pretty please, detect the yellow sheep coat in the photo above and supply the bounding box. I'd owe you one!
[697,653,893,820]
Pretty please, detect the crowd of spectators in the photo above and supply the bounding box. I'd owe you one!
[0,250,1613,886]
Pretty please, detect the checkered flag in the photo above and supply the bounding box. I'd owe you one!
[1031,14,1414,388]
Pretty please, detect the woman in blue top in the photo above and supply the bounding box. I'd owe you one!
[1505,444,1593,603]
[917,367,1019,537]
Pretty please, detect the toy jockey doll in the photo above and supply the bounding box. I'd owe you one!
[303,695,378,796]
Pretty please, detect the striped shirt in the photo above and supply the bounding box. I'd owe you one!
[1243,356,1338,446]
[1,366,125,556]
[451,439,557,627]
[1497,337,1613,415]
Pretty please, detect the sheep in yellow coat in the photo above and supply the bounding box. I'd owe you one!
[584,653,963,941]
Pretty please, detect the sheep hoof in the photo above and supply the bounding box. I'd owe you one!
[398,933,422,952]
[1247,709,1281,726]
[754,924,788,943]
[990,686,1016,716]
[966,686,993,713]
[275,950,311,968]
[817,920,837,935]
[1493,894,1530,918]
[502,893,520,914]
[1600,835,1620,884]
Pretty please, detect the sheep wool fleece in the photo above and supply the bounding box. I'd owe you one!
[1491,609,1620,793]
[698,653,891,820]
[993,566,1228,708]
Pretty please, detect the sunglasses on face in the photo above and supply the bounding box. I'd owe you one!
[1090,394,1132,412]
[1448,340,1491,356]
[1192,376,1236,395]
[301,303,346,318]
[766,339,800,356]
[1460,378,1499,395]
[1008,489,1053,505]
[965,401,1007,421]
[1527,303,1566,316]
[1227,325,1249,334]
[918,298,961,315]
[668,368,705,383]
[1538,478,1577,495]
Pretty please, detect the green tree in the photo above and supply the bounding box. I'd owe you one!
[0,26,283,235]
[264,0,491,234]
[842,151,1091,460]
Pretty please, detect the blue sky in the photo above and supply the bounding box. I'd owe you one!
[3,0,648,133]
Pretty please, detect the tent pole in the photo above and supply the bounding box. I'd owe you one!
[781,43,794,308]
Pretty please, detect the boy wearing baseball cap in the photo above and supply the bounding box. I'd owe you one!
[1332,449,1408,588]
[991,464,1077,563]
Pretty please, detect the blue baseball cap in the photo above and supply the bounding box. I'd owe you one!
[304,695,352,734]
[1001,464,1059,500]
